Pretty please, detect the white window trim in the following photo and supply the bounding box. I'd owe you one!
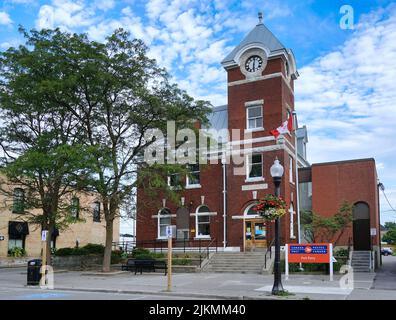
[185,184,202,189]
[246,153,263,181]
[195,205,211,238]
[246,105,263,130]
[289,156,294,184]
[157,209,172,239]
[289,204,296,239]
[244,203,261,219]
[186,165,201,188]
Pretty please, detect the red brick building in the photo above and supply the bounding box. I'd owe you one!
[299,159,381,264]
[136,18,381,261]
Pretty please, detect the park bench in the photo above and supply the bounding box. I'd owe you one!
[121,259,136,271]
[121,259,167,275]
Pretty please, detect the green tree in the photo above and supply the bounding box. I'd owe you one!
[383,228,396,244]
[8,28,211,271]
[300,201,353,245]
[384,222,396,230]
[0,32,91,261]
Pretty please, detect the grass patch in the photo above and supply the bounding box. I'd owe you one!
[273,290,295,297]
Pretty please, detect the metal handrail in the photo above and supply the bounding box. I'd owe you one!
[264,238,275,269]
[199,238,217,268]
[347,236,352,265]
[112,238,216,256]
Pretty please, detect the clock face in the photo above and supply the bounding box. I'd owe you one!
[245,55,263,73]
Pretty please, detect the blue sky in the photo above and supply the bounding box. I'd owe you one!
[1,0,396,229]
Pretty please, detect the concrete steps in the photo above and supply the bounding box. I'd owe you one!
[202,252,270,274]
[351,251,372,273]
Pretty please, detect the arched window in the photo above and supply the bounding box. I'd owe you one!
[196,205,211,238]
[158,208,171,239]
[12,188,25,214]
[244,203,259,217]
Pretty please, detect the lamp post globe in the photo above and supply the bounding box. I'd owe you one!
[270,157,284,295]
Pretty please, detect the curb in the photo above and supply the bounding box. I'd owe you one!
[53,286,291,300]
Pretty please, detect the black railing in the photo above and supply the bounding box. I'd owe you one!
[199,238,218,268]
[264,238,275,269]
[112,238,218,258]
[347,236,352,263]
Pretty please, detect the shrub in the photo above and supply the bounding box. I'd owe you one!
[173,258,192,265]
[55,247,88,256]
[8,247,26,257]
[134,254,154,260]
[111,250,123,264]
[131,247,150,257]
[334,248,349,257]
[54,247,76,256]
[82,243,105,254]
[281,260,344,273]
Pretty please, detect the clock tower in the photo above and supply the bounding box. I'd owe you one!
[221,13,300,249]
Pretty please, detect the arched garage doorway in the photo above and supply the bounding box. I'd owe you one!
[352,202,371,251]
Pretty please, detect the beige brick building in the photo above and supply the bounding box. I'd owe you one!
[0,184,119,258]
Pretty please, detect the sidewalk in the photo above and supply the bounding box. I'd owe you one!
[1,266,391,300]
[35,271,377,300]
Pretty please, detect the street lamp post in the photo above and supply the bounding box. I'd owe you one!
[270,158,284,295]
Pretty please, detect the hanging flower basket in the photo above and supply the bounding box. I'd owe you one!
[253,194,287,221]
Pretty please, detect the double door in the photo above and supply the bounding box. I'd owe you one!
[245,220,267,251]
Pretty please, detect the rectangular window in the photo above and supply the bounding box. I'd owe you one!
[246,105,263,130]
[248,154,263,179]
[168,173,181,188]
[8,238,23,251]
[197,215,210,237]
[186,164,200,187]
[289,156,294,183]
[93,202,101,222]
[71,197,80,219]
[12,188,25,214]
[159,216,171,238]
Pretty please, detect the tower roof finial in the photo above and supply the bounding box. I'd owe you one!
[258,12,263,24]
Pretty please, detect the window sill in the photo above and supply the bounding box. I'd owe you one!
[185,184,201,189]
[245,177,265,183]
[156,237,169,241]
[245,128,265,133]
[194,236,211,240]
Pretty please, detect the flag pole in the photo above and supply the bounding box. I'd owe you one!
[292,111,302,247]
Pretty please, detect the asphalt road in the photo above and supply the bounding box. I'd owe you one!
[372,255,396,290]
[0,286,205,300]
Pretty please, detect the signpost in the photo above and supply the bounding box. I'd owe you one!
[41,230,48,285]
[285,243,333,281]
[166,225,176,292]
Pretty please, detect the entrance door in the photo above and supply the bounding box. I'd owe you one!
[353,202,371,251]
[245,220,267,251]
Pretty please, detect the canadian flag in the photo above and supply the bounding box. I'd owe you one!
[270,116,294,139]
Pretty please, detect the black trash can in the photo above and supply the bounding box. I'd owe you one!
[27,259,42,286]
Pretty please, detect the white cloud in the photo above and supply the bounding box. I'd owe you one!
[94,0,116,11]
[295,4,396,221]
[35,0,96,30]
[0,12,13,26]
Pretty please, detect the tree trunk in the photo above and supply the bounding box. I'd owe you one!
[102,218,114,272]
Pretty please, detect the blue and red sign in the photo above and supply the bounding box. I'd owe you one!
[287,243,331,263]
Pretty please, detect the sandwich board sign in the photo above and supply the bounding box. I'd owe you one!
[285,243,334,281]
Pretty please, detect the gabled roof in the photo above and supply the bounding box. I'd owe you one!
[221,22,286,66]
